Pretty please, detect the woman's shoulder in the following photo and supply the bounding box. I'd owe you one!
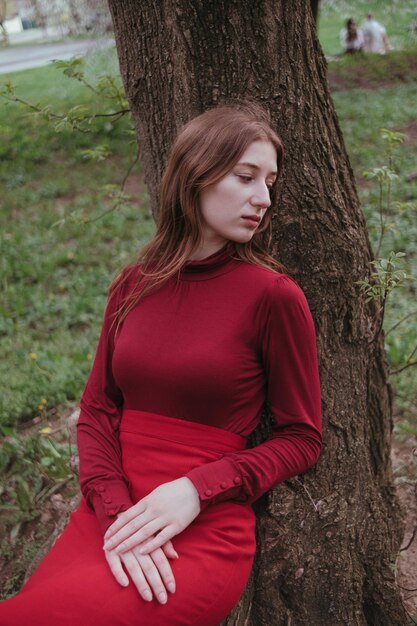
[108,263,142,300]
[237,260,299,286]
[236,262,306,305]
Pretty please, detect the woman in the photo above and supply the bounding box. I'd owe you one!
[0,102,322,625]
[340,17,364,54]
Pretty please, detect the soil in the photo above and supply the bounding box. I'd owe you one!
[392,415,417,619]
[327,53,417,92]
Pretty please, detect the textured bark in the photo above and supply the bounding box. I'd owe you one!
[310,0,320,25]
[106,1,407,624]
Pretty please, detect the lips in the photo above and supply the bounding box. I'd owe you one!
[241,215,261,228]
[242,214,261,222]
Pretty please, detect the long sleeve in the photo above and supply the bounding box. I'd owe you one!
[77,270,134,534]
[185,275,322,508]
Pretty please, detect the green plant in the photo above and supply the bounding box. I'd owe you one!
[0,425,76,527]
[355,129,416,373]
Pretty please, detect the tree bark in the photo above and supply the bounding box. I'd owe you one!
[106,1,407,624]
[310,0,320,25]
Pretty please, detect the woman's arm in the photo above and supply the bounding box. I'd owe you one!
[104,275,322,557]
[77,269,181,603]
[184,274,322,510]
[77,269,134,534]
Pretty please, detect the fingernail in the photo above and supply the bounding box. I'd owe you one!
[168,582,175,593]
[174,551,179,559]
[104,541,111,549]
[121,578,129,587]
[143,590,152,602]
[158,592,167,604]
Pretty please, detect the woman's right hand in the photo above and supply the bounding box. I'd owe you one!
[104,539,178,604]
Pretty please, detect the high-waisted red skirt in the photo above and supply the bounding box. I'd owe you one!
[0,410,256,626]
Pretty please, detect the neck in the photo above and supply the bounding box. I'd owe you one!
[187,241,230,261]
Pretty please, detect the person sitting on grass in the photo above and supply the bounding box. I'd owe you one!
[362,12,392,54]
[340,17,365,54]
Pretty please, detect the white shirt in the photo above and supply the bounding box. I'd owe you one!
[340,27,364,51]
[362,18,386,53]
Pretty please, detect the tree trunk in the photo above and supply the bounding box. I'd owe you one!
[310,0,320,25]
[106,1,407,624]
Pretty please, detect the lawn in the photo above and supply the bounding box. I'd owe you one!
[319,0,417,55]
[0,48,155,427]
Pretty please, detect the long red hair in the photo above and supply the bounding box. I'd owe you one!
[111,101,285,331]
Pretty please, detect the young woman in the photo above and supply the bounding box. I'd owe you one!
[0,102,322,626]
[340,17,364,54]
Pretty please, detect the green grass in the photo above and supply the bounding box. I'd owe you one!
[0,48,155,425]
[318,0,417,55]
[333,82,417,408]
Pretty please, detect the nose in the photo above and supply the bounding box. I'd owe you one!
[250,182,271,210]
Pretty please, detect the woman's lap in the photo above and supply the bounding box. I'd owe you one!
[0,498,255,626]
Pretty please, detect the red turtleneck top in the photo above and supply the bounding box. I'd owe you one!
[77,245,322,533]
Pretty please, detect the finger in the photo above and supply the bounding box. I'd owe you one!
[104,550,129,587]
[138,526,176,555]
[120,551,153,603]
[114,519,164,554]
[104,500,147,540]
[150,548,176,594]
[104,512,156,551]
[134,550,169,605]
[161,540,179,560]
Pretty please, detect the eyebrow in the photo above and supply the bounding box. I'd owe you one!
[236,162,278,177]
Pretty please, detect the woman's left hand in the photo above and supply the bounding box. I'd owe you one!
[103,477,201,555]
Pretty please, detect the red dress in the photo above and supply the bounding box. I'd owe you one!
[0,244,322,626]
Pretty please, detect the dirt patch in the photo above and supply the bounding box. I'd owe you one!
[402,120,417,146]
[327,51,417,92]
[392,417,417,618]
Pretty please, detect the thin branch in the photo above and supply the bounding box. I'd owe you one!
[375,179,385,258]
[406,343,417,363]
[368,290,387,345]
[121,147,140,191]
[397,584,417,592]
[390,360,417,376]
[386,309,417,336]
[2,94,130,131]
[91,110,130,119]
[85,147,140,224]
[400,523,417,552]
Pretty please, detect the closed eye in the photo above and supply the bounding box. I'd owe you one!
[237,175,253,183]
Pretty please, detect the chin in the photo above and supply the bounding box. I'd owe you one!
[229,232,255,244]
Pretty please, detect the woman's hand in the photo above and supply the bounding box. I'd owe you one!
[103,477,201,556]
[105,539,178,604]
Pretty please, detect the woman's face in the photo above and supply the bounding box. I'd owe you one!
[198,140,277,251]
